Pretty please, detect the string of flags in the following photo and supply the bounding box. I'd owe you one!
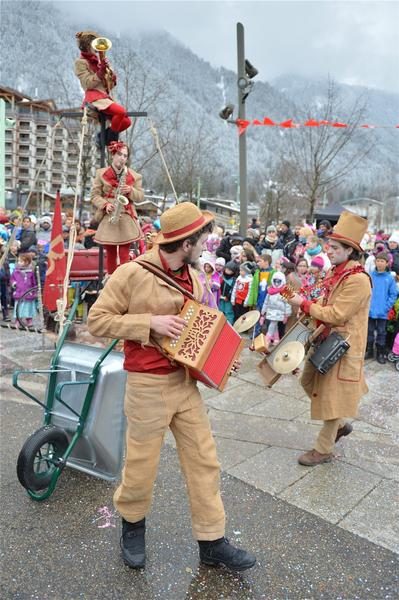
[235,117,399,135]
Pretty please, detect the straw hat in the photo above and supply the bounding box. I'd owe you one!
[155,203,214,244]
[328,211,368,253]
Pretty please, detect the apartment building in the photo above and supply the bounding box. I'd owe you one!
[1,85,98,211]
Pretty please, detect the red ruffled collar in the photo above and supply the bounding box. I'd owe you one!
[80,51,100,72]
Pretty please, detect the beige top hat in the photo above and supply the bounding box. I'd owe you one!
[328,211,368,253]
[156,203,214,244]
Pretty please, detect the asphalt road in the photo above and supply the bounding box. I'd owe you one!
[1,397,398,600]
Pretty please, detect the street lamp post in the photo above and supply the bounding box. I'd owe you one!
[237,23,247,237]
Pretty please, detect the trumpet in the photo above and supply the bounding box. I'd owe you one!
[91,37,114,94]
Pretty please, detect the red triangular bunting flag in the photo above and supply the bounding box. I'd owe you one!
[280,119,296,128]
[304,119,320,127]
[43,191,67,311]
[236,119,250,135]
[332,122,348,128]
[263,117,276,126]
[252,119,263,125]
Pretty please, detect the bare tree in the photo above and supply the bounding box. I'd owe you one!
[285,78,373,218]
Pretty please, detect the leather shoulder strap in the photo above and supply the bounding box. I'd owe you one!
[139,260,196,301]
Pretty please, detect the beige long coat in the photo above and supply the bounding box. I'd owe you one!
[87,248,203,351]
[301,261,371,420]
[74,58,114,110]
[91,167,144,245]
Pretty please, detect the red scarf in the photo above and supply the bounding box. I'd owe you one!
[80,51,101,74]
[102,167,137,220]
[316,263,367,306]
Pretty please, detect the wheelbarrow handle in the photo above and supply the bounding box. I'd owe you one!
[54,379,95,418]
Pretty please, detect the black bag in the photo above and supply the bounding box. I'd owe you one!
[309,332,350,375]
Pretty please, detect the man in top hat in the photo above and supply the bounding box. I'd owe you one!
[286,212,372,466]
[87,203,256,571]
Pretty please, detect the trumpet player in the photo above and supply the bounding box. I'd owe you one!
[75,31,131,144]
[91,141,144,274]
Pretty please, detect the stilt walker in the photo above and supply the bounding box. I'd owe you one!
[74,31,132,145]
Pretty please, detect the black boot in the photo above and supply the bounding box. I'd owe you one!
[376,345,386,365]
[364,342,374,360]
[105,127,119,145]
[120,518,146,569]
[199,537,256,572]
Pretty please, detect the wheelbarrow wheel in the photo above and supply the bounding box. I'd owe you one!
[17,426,69,491]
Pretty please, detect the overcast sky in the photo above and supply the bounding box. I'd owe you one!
[55,0,399,94]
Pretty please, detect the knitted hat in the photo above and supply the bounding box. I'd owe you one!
[319,220,332,228]
[230,245,243,257]
[225,260,239,275]
[271,271,286,286]
[215,257,226,266]
[239,262,253,275]
[40,216,52,226]
[388,232,399,245]
[155,203,214,244]
[328,211,368,252]
[266,225,277,234]
[282,220,291,228]
[310,256,325,269]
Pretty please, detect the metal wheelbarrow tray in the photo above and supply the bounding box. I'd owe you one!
[12,296,127,501]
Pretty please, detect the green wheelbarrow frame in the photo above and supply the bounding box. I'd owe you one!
[12,293,119,501]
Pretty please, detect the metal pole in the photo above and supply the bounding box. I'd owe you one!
[98,115,107,284]
[196,177,201,208]
[237,22,247,237]
[0,99,5,208]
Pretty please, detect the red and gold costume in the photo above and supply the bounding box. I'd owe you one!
[74,31,131,134]
[91,143,144,274]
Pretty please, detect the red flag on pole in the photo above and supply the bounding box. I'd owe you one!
[43,191,67,311]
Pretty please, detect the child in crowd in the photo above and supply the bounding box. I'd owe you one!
[366,252,398,364]
[260,271,292,344]
[303,235,331,271]
[214,257,226,276]
[10,253,38,327]
[231,262,253,321]
[219,260,239,324]
[230,244,244,263]
[198,256,221,308]
[247,253,275,334]
[295,257,309,286]
[302,256,326,300]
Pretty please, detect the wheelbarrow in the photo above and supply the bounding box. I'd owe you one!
[13,293,127,501]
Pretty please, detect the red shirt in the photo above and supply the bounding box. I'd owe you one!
[123,252,194,374]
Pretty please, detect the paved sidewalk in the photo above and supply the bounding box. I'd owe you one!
[1,326,398,557]
[196,345,399,555]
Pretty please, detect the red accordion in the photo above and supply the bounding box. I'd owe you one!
[161,300,244,391]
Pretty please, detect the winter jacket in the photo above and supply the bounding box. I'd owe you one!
[369,270,398,319]
[261,272,292,321]
[247,267,275,307]
[19,229,37,252]
[231,275,252,306]
[10,266,37,300]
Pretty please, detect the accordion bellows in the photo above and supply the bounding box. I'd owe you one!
[161,300,244,391]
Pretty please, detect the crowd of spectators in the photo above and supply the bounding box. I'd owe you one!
[0,207,398,359]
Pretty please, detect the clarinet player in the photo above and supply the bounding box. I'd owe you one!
[91,141,144,275]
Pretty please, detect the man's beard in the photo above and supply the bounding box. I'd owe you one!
[182,248,198,267]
